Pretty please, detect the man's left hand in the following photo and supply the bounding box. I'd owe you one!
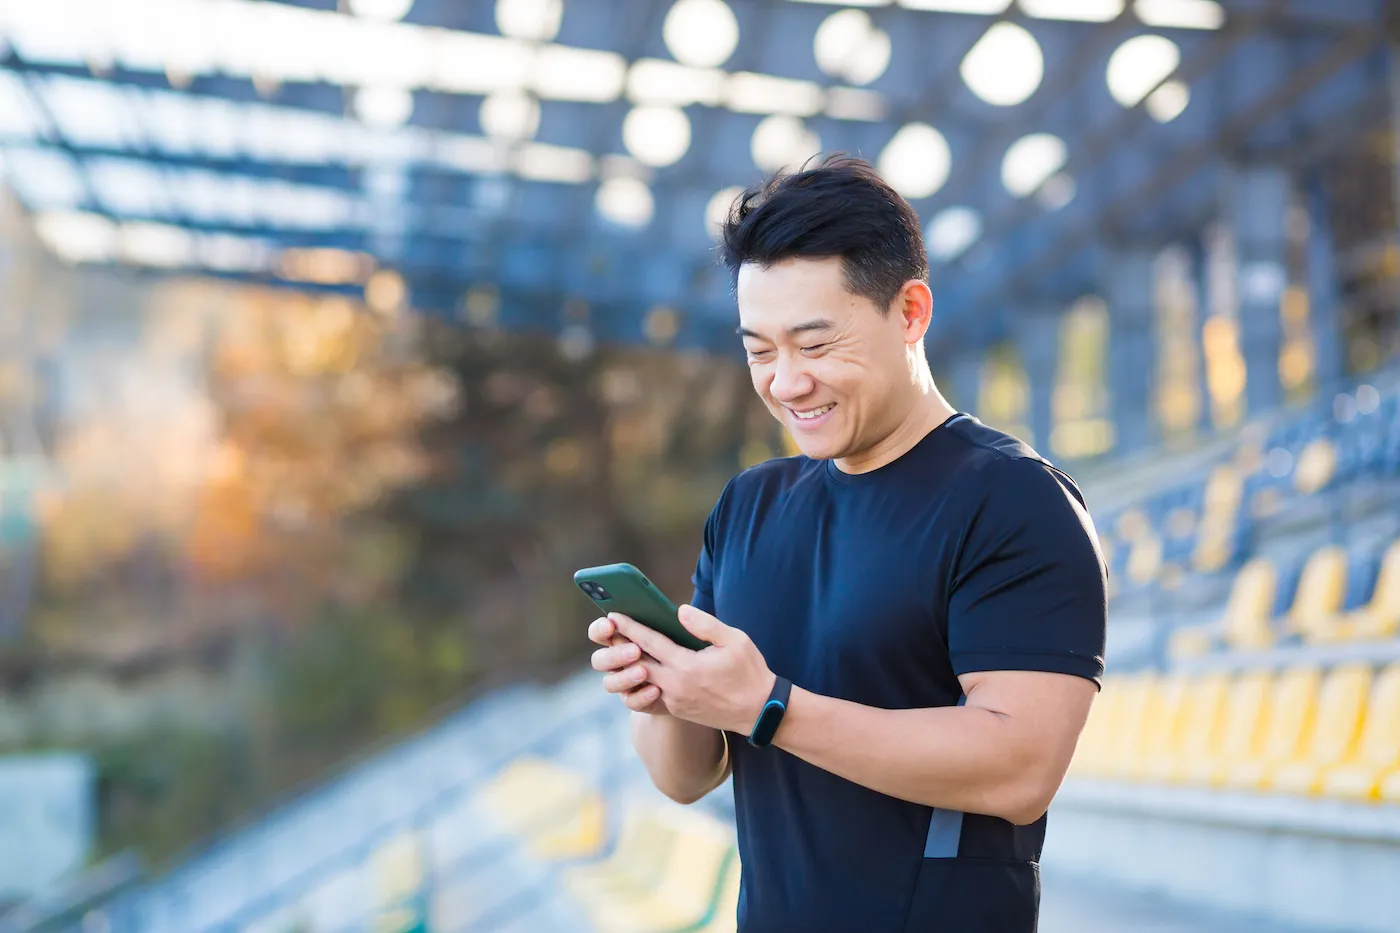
[610,605,775,735]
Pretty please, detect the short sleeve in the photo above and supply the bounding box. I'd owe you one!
[690,478,735,615]
[947,457,1107,685]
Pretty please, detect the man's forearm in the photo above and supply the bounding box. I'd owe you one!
[771,687,1067,824]
[631,712,730,805]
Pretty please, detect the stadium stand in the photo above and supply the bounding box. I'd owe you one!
[1053,370,1400,932]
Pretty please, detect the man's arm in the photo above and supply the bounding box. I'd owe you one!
[772,669,1097,824]
[613,610,1096,825]
[631,711,731,805]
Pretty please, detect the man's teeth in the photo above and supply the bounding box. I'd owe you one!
[793,404,834,420]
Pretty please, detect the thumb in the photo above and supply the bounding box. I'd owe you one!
[678,604,728,646]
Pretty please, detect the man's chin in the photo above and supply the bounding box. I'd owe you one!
[789,436,842,461]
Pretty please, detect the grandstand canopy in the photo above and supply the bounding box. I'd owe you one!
[0,0,1390,353]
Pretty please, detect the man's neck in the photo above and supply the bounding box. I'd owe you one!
[833,392,959,475]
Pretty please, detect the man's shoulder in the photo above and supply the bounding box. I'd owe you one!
[943,416,1046,467]
[945,417,1082,487]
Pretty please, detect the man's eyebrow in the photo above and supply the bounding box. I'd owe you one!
[735,318,835,340]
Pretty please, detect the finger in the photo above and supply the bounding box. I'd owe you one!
[602,664,650,695]
[677,604,727,647]
[623,683,661,712]
[587,617,616,646]
[591,642,641,673]
[610,613,685,665]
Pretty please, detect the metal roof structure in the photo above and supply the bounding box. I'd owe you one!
[0,0,1391,356]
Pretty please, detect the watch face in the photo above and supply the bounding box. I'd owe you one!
[749,699,786,748]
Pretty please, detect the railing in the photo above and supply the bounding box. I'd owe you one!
[102,690,627,933]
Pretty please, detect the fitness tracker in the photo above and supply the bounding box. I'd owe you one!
[748,676,792,748]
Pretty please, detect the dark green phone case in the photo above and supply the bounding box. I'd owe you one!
[573,562,709,651]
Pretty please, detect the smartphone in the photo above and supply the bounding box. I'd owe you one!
[573,562,709,651]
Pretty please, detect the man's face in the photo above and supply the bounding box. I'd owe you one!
[737,256,915,461]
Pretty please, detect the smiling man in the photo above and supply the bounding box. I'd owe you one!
[588,155,1107,932]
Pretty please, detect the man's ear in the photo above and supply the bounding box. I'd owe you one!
[898,280,933,343]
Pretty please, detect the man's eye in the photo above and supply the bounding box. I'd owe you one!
[801,343,828,354]
[746,348,775,360]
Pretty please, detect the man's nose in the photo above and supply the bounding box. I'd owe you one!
[770,353,813,402]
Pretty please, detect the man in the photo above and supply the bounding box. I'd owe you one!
[589,155,1106,932]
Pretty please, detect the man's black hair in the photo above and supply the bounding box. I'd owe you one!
[717,154,929,314]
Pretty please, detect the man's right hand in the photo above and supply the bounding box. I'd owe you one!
[590,614,669,715]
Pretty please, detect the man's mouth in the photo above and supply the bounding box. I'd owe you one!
[788,403,836,427]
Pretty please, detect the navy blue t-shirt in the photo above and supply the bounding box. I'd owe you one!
[691,414,1106,933]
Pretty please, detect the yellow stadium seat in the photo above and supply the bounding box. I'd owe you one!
[1271,663,1372,796]
[1181,671,1272,786]
[1327,540,1400,644]
[564,804,684,896]
[692,854,742,933]
[477,757,607,860]
[1293,438,1337,494]
[1192,465,1243,574]
[1142,672,1229,784]
[1069,678,1121,777]
[1126,535,1163,586]
[1103,673,1157,779]
[1380,770,1400,802]
[1193,521,1236,574]
[1116,508,1149,541]
[1287,546,1349,642]
[1221,559,1279,651]
[1166,627,1214,662]
[1322,663,1400,800]
[368,832,427,933]
[1222,667,1321,790]
[1126,674,1191,781]
[565,805,736,933]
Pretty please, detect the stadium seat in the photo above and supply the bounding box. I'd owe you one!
[1069,676,1122,777]
[1286,545,1349,641]
[565,804,685,898]
[1102,673,1156,779]
[1168,558,1278,657]
[1222,667,1321,790]
[1142,672,1228,784]
[1270,663,1371,796]
[1180,670,1272,786]
[564,803,737,933]
[1192,465,1243,574]
[1126,533,1163,587]
[1325,539,1400,643]
[1165,626,1214,661]
[1322,663,1400,800]
[1292,437,1337,494]
[368,832,429,933]
[1126,673,1191,781]
[1222,558,1281,650]
[477,757,607,860]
